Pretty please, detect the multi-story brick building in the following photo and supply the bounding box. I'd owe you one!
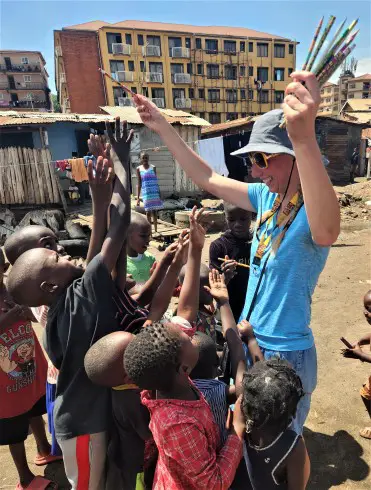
[319,82,339,116]
[54,20,297,121]
[0,50,51,111]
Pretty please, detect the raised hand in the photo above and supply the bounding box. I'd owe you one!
[172,232,190,267]
[220,255,237,284]
[207,269,229,305]
[282,71,320,144]
[105,117,134,166]
[134,94,168,134]
[237,320,255,342]
[88,133,111,161]
[87,156,114,207]
[189,207,208,250]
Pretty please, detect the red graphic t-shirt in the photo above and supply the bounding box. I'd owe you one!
[0,320,47,419]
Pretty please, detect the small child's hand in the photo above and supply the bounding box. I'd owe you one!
[88,133,111,161]
[237,320,255,342]
[231,395,246,440]
[105,117,134,167]
[189,206,208,250]
[88,156,114,206]
[207,269,229,305]
[221,255,237,284]
[172,232,190,267]
[342,346,364,361]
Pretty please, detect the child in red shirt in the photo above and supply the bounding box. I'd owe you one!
[0,248,55,489]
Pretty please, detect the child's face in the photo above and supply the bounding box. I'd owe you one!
[199,275,213,306]
[179,330,199,374]
[141,154,149,166]
[128,224,151,255]
[226,208,251,240]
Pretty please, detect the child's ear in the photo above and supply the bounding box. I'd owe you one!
[40,282,58,294]
[181,364,192,375]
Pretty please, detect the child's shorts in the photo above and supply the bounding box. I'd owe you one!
[0,395,46,445]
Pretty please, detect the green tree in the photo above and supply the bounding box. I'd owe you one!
[51,93,61,113]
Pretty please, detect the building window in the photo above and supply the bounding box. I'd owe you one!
[225,65,237,80]
[224,40,236,54]
[274,44,285,58]
[140,61,145,72]
[147,35,161,55]
[289,44,294,54]
[128,60,135,71]
[209,112,221,124]
[240,41,245,52]
[185,38,191,48]
[349,94,354,98]
[248,89,254,100]
[205,39,218,53]
[171,63,184,82]
[110,60,125,76]
[142,87,149,97]
[249,66,254,77]
[199,112,205,119]
[288,68,293,76]
[362,92,370,99]
[187,63,192,74]
[24,75,32,82]
[138,34,144,46]
[125,34,132,45]
[257,67,269,82]
[21,57,29,64]
[113,87,125,105]
[349,83,356,88]
[258,90,269,103]
[208,89,220,102]
[240,88,246,99]
[207,64,219,79]
[196,38,202,49]
[227,112,238,121]
[249,42,253,52]
[240,66,246,77]
[149,62,163,74]
[106,33,122,53]
[197,64,204,75]
[257,43,268,57]
[172,88,186,105]
[189,88,194,98]
[168,37,182,56]
[198,88,205,98]
[226,89,238,103]
[275,91,285,103]
[363,82,370,90]
[131,87,137,94]
[241,112,247,118]
[274,68,285,81]
[320,89,324,95]
[152,88,165,105]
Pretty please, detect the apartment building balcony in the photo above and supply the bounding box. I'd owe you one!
[151,98,165,108]
[142,45,161,57]
[118,97,135,107]
[3,100,49,109]
[171,47,190,58]
[112,43,131,56]
[145,72,163,83]
[0,63,42,73]
[114,71,134,82]
[174,97,191,109]
[0,82,46,90]
[173,73,191,84]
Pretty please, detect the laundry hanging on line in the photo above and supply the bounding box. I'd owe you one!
[196,136,229,176]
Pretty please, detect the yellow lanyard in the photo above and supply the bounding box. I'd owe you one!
[255,190,301,262]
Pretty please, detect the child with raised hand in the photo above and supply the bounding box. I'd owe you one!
[124,320,245,490]
[342,290,371,440]
[7,118,134,490]
[191,269,247,444]
[241,359,310,489]
[0,249,57,489]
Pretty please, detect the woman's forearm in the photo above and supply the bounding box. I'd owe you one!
[293,138,340,246]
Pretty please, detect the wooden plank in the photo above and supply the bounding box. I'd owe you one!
[15,147,26,204]
[40,148,54,203]
[28,147,39,204]
[44,149,60,204]
[31,148,42,205]
[32,148,45,204]
[7,148,16,204]
[0,149,6,204]
[10,147,22,204]
[23,148,35,204]
[2,149,11,205]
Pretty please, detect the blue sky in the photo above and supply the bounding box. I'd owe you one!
[1,0,370,92]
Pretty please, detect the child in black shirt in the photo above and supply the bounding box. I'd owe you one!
[209,202,252,321]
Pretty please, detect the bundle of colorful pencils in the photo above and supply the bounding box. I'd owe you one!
[280,16,359,128]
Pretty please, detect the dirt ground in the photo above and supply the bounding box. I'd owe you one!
[1,206,370,489]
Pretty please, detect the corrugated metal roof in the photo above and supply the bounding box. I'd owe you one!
[100,106,211,126]
[0,111,114,127]
[341,112,371,124]
[342,99,371,112]
[64,19,293,41]
[201,116,257,135]
[351,73,371,81]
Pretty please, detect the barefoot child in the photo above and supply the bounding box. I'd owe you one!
[8,118,134,490]
[0,249,57,489]
[124,321,245,489]
[342,290,371,439]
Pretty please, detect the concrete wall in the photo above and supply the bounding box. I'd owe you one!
[46,122,91,161]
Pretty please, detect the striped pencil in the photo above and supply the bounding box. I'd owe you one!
[318,45,355,86]
[312,18,347,74]
[302,16,324,70]
[307,15,336,71]
[98,68,136,96]
[314,19,359,77]
[316,29,359,78]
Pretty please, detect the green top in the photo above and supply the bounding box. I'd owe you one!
[127,252,156,285]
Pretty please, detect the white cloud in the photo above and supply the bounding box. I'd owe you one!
[355,58,371,76]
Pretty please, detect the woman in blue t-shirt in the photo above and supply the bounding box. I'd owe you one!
[134,71,340,433]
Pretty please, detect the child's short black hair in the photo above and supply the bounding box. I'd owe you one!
[241,358,304,434]
[179,263,209,285]
[190,332,218,380]
[129,211,151,231]
[124,322,183,391]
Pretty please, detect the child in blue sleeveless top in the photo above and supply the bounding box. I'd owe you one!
[241,358,310,489]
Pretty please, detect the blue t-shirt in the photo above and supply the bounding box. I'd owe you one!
[239,183,330,351]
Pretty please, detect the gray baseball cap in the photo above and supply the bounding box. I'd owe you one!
[231,109,295,158]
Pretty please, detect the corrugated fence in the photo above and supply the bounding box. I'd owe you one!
[0,147,63,207]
